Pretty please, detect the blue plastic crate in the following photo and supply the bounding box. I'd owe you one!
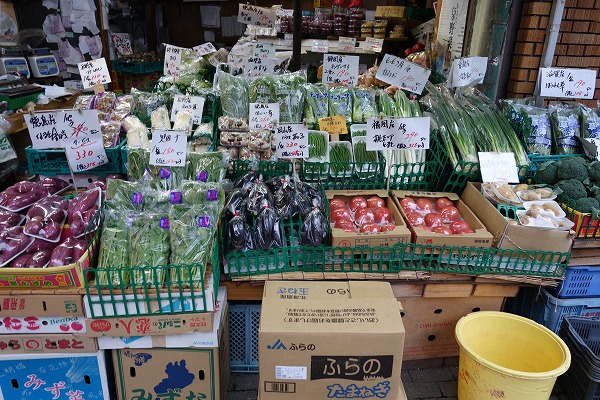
[229,303,260,373]
[551,266,600,299]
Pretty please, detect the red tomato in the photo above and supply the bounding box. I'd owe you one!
[335,219,356,232]
[380,223,396,232]
[360,223,381,233]
[367,196,385,209]
[329,199,347,211]
[440,206,460,222]
[399,197,416,213]
[450,220,472,234]
[331,208,351,223]
[349,196,368,212]
[355,208,375,225]
[424,213,444,227]
[415,198,433,213]
[373,207,392,223]
[435,197,454,211]
[433,226,453,235]
[407,211,425,226]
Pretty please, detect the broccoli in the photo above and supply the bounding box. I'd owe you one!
[589,161,600,185]
[535,161,559,185]
[555,179,588,200]
[575,197,600,213]
[557,157,589,182]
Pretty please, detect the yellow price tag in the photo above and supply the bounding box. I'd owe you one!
[318,115,348,135]
[314,0,320,7]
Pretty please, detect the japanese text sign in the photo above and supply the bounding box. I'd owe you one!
[193,42,217,56]
[322,54,359,85]
[25,111,66,149]
[254,42,275,58]
[319,115,348,135]
[150,130,187,166]
[448,56,487,87]
[539,67,596,99]
[77,58,111,89]
[376,54,431,95]
[111,33,133,56]
[366,117,430,151]
[63,110,109,172]
[237,4,276,28]
[164,44,183,77]
[364,38,384,53]
[478,152,520,183]
[170,95,205,125]
[338,37,356,52]
[244,56,277,78]
[276,124,308,158]
[250,103,280,130]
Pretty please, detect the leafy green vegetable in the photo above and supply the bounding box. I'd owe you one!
[304,83,329,128]
[186,151,225,183]
[126,147,185,191]
[550,103,581,155]
[129,213,170,284]
[516,105,552,155]
[352,87,377,123]
[218,71,249,119]
[249,76,275,104]
[273,72,306,123]
[96,212,130,285]
[377,90,398,117]
[328,86,353,123]
[330,142,352,175]
[581,104,600,139]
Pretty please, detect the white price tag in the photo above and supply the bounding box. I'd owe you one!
[63,110,108,172]
[276,8,293,17]
[111,33,133,56]
[364,38,384,53]
[311,40,329,53]
[539,67,596,99]
[478,152,520,183]
[250,103,280,130]
[322,54,359,85]
[150,130,188,167]
[77,58,111,89]
[244,56,277,77]
[338,37,356,52]
[283,33,293,47]
[171,95,205,125]
[164,44,183,77]
[237,4,276,28]
[253,42,275,58]
[193,42,217,56]
[366,117,430,151]
[275,123,308,159]
[448,57,487,87]
[25,111,66,149]
[376,54,431,95]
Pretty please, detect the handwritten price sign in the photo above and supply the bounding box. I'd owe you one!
[366,117,430,151]
[193,42,217,56]
[170,95,205,125]
[164,44,183,77]
[322,54,359,85]
[77,58,111,89]
[25,111,67,149]
[110,33,133,56]
[338,37,356,53]
[237,4,276,28]
[276,123,308,158]
[244,56,277,78]
[478,152,520,183]
[319,115,348,135]
[448,57,487,88]
[364,38,384,53]
[254,43,275,58]
[150,130,187,167]
[376,54,431,95]
[250,103,280,130]
[539,67,596,99]
[63,110,108,172]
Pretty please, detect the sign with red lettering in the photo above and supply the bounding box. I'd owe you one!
[237,4,275,28]
[366,116,430,151]
[375,54,431,95]
[539,67,596,99]
[77,58,111,89]
[276,124,308,159]
[322,54,359,85]
[63,110,109,172]
[249,103,280,130]
[164,44,183,77]
[150,130,187,166]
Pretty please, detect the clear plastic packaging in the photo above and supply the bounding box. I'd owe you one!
[0,182,50,212]
[123,116,150,149]
[304,83,329,127]
[151,106,171,129]
[129,213,170,284]
[67,187,101,238]
[24,195,68,242]
[0,227,34,267]
[217,70,249,120]
[252,201,282,250]
[549,102,581,155]
[329,85,353,123]
[301,205,328,246]
[100,120,122,148]
[273,71,307,123]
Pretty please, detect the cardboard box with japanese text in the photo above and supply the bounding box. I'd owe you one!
[259,281,405,400]
[0,333,97,354]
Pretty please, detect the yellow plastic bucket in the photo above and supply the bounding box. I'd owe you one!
[455,311,571,400]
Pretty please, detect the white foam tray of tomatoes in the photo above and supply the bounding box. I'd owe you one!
[329,195,396,234]
[397,196,475,235]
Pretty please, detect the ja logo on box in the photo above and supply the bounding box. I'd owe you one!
[267,339,287,350]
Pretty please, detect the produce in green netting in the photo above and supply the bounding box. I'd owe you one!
[273,72,306,123]
[308,131,327,159]
[581,104,600,139]
[328,86,353,123]
[186,151,225,183]
[557,157,589,182]
[304,83,329,127]
[549,103,581,155]
[129,213,170,284]
[249,76,275,104]
[554,179,587,200]
[329,142,352,175]
[352,87,377,123]
[96,212,130,286]
[377,90,398,117]
[217,71,249,119]
[535,161,559,185]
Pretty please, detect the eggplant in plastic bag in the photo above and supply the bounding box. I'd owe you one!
[253,201,282,250]
[247,179,274,216]
[301,206,328,246]
[234,171,257,189]
[224,188,247,217]
[226,213,249,251]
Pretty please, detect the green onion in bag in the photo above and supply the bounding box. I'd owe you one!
[377,90,398,117]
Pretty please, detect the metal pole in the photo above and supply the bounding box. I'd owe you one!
[494,0,524,102]
[535,0,566,106]
[290,0,302,71]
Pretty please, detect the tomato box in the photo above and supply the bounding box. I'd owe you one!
[326,190,411,249]
[392,190,494,249]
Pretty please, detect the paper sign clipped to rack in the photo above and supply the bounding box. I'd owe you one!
[312,40,329,53]
[253,43,275,58]
[63,110,108,172]
[364,38,384,53]
[164,44,183,77]
[77,58,111,89]
[319,115,348,135]
[237,4,276,28]
[322,54,359,85]
[539,67,596,99]
[478,152,520,183]
[376,54,431,95]
[25,111,67,149]
[244,56,277,78]
[170,95,205,125]
[447,56,487,88]
[150,130,187,167]
[275,123,308,158]
[250,103,280,130]
[193,42,217,56]
[111,33,133,56]
[366,116,430,151]
[338,37,356,52]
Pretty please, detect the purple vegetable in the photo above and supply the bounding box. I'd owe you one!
[72,240,87,262]
[42,221,62,240]
[13,181,35,193]
[88,181,106,191]
[31,250,51,268]
[49,238,77,267]
[6,192,38,210]
[27,238,57,254]
[69,217,85,237]
[24,216,44,236]
[0,210,22,227]
[11,253,33,268]
[81,205,98,224]
[0,226,22,240]
[0,233,32,263]
[75,190,99,214]
[40,178,69,194]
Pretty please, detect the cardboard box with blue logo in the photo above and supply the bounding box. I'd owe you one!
[259,281,405,400]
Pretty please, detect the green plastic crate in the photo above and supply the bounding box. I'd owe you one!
[226,160,295,180]
[388,160,441,191]
[429,133,481,194]
[527,154,586,177]
[0,91,42,111]
[302,159,387,189]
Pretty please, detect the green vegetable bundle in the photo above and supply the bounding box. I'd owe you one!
[131,88,173,127]
[186,151,225,183]
[581,104,600,139]
[308,131,327,159]
[353,140,377,164]
[96,211,130,286]
[517,105,552,155]
[304,83,329,128]
[377,90,398,117]
[218,71,249,119]
[329,142,352,175]
[126,147,185,191]
[106,179,143,212]
[129,213,170,284]
[352,87,377,123]
[328,86,353,123]
[273,72,306,123]
[249,76,275,104]
[549,103,581,154]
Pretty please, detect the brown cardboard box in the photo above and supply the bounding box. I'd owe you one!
[375,6,406,18]
[327,190,412,248]
[259,281,405,400]
[259,380,407,400]
[0,333,97,354]
[462,182,573,255]
[392,190,494,248]
[0,294,84,316]
[86,312,214,337]
[397,296,505,360]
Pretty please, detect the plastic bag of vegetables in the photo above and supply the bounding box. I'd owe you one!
[273,71,306,123]
[549,102,581,154]
[328,86,353,123]
[581,104,600,139]
[301,204,328,246]
[252,200,282,250]
[217,70,249,120]
[247,178,275,215]
[352,87,377,123]
[96,211,131,285]
[187,151,227,183]
[249,75,275,104]
[131,88,173,127]
[515,105,552,155]
[129,213,170,284]
[226,212,250,252]
[377,90,398,117]
[303,83,329,127]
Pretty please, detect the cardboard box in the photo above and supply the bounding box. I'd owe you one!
[327,190,412,248]
[375,6,406,18]
[392,190,494,248]
[397,296,505,360]
[96,287,227,349]
[0,333,97,354]
[0,294,84,316]
[462,182,573,254]
[0,351,110,398]
[0,315,86,334]
[259,281,405,400]
[112,290,230,400]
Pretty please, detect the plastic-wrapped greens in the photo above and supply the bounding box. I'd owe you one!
[581,104,600,139]
[173,110,193,131]
[126,147,185,190]
[352,87,378,123]
[96,211,130,285]
[515,105,552,155]
[217,70,249,120]
[187,151,226,182]
[377,90,398,117]
[151,106,171,129]
[131,88,173,127]
[304,83,329,127]
[273,71,306,123]
[252,201,282,250]
[129,213,170,284]
[301,206,328,246]
[226,213,249,251]
[328,86,353,123]
[549,103,581,154]
[249,76,275,103]
[123,116,150,149]
[105,179,144,212]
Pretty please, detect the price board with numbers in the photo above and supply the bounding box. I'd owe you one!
[366,117,430,151]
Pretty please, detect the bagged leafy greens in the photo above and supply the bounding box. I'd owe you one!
[273,71,306,123]
[96,211,130,285]
[328,86,353,123]
[581,104,600,139]
[186,151,226,183]
[549,103,581,154]
[303,83,329,128]
[217,70,249,120]
[352,87,377,123]
[129,213,170,284]
[249,76,275,103]
[515,105,552,155]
